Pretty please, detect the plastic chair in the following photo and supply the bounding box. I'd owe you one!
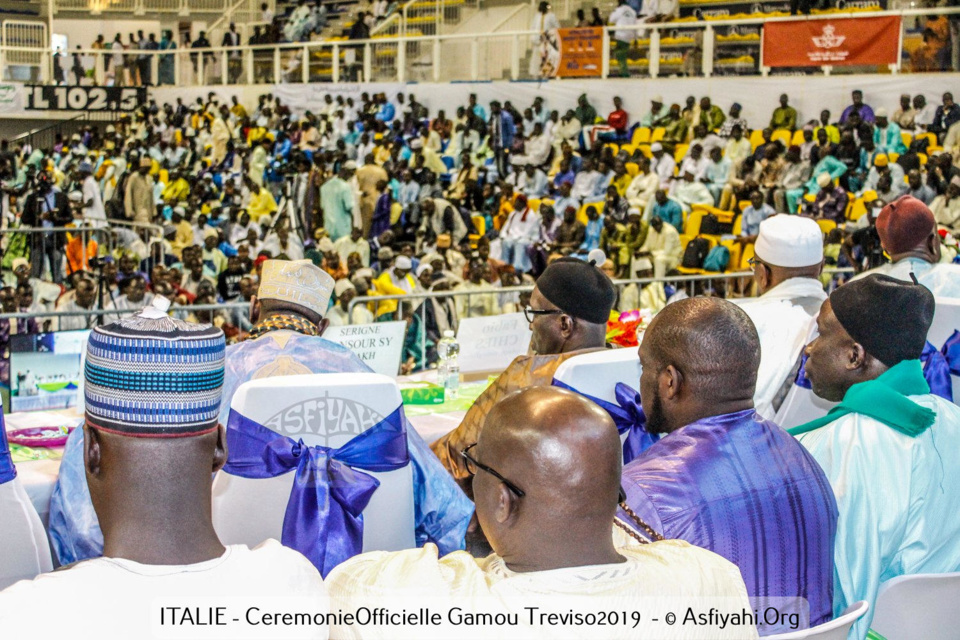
[901,131,913,149]
[673,143,689,164]
[0,414,53,589]
[749,129,766,150]
[528,198,541,212]
[625,162,640,177]
[771,129,792,145]
[765,601,869,639]
[650,127,666,143]
[684,208,704,236]
[212,373,416,556]
[632,127,651,145]
[472,215,486,236]
[791,130,805,146]
[816,219,837,235]
[871,573,960,640]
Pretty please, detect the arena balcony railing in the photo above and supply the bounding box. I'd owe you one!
[2,6,958,86]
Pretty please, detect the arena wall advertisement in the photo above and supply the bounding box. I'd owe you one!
[762,16,901,68]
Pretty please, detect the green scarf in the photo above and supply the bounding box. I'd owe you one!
[788,360,936,438]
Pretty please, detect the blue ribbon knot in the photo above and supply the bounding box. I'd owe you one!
[223,405,409,577]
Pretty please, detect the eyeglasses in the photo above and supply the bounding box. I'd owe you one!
[523,306,564,324]
[747,257,767,270]
[461,443,526,498]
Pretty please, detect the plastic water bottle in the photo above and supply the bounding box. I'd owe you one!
[437,330,460,400]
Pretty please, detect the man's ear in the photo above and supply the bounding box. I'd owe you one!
[848,342,868,372]
[249,294,260,325]
[494,483,519,525]
[212,423,228,473]
[660,364,683,402]
[559,314,575,338]
[84,424,102,477]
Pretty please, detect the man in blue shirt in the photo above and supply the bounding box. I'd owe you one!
[649,189,683,233]
[740,190,775,237]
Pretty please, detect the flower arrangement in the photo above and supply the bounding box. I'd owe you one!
[606,309,653,348]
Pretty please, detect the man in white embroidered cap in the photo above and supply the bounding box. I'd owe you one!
[0,299,329,638]
[734,214,826,419]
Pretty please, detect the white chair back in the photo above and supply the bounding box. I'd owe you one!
[552,348,643,448]
[870,573,960,640]
[0,407,53,590]
[929,296,960,401]
[552,348,642,405]
[765,601,869,640]
[211,372,416,554]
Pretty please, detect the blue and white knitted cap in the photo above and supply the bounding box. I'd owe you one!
[84,298,226,438]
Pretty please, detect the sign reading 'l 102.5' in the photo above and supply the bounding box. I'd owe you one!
[26,85,145,111]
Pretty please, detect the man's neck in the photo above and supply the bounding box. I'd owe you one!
[891,250,935,265]
[501,527,624,573]
[666,400,754,433]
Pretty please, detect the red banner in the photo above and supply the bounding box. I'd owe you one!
[762,16,901,68]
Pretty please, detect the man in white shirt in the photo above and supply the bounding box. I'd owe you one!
[636,215,681,278]
[499,194,541,273]
[0,302,328,639]
[670,170,713,213]
[571,157,601,202]
[626,156,660,211]
[333,227,371,267]
[734,215,826,420]
[327,278,374,326]
[77,162,106,226]
[649,142,676,189]
[326,386,755,640]
[608,0,638,77]
[517,164,549,198]
[677,143,709,181]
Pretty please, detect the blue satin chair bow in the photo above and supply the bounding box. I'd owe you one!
[0,414,15,485]
[921,341,953,402]
[942,330,960,377]
[223,406,409,577]
[552,379,655,464]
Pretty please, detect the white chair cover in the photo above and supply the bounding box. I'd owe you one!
[211,372,415,554]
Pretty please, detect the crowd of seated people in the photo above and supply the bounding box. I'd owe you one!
[2,86,960,377]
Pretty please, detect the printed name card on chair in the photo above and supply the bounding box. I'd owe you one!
[211,372,416,577]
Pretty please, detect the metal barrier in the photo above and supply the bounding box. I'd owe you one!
[10,6,959,86]
[11,113,89,151]
[0,222,164,272]
[0,301,251,324]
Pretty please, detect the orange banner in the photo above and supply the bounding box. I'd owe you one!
[556,27,603,78]
[762,16,901,68]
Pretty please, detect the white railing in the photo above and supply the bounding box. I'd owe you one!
[54,0,244,14]
[4,6,958,87]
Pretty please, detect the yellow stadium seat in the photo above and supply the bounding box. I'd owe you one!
[620,144,637,156]
[625,162,640,177]
[721,238,741,272]
[637,144,653,158]
[738,200,751,212]
[673,143,689,164]
[605,143,619,155]
[739,242,755,270]
[791,130,805,146]
[848,198,868,222]
[902,132,913,149]
[918,153,928,166]
[816,219,837,235]
[542,198,555,208]
[888,152,899,163]
[650,128,666,143]
[472,215,486,236]
[749,129,766,150]
[528,198,541,212]
[685,209,704,236]
[632,127,651,145]
[771,130,792,145]
[732,214,743,236]
[803,193,817,203]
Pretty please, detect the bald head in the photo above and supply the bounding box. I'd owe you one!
[474,387,624,572]
[639,298,759,434]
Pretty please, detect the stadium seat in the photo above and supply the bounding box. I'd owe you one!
[625,162,640,177]
[749,129,766,150]
[605,143,619,155]
[765,601,869,639]
[650,127,666,143]
[771,130,792,145]
[528,198,541,212]
[816,219,837,235]
[791,130,805,146]
[673,144,688,163]
[871,573,960,640]
[902,132,913,149]
[472,215,486,236]
[631,127,651,145]
[739,242,755,270]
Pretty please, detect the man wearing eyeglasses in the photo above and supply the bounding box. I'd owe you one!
[733,214,826,420]
[327,387,757,639]
[431,256,615,495]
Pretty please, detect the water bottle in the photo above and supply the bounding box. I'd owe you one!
[437,330,460,400]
